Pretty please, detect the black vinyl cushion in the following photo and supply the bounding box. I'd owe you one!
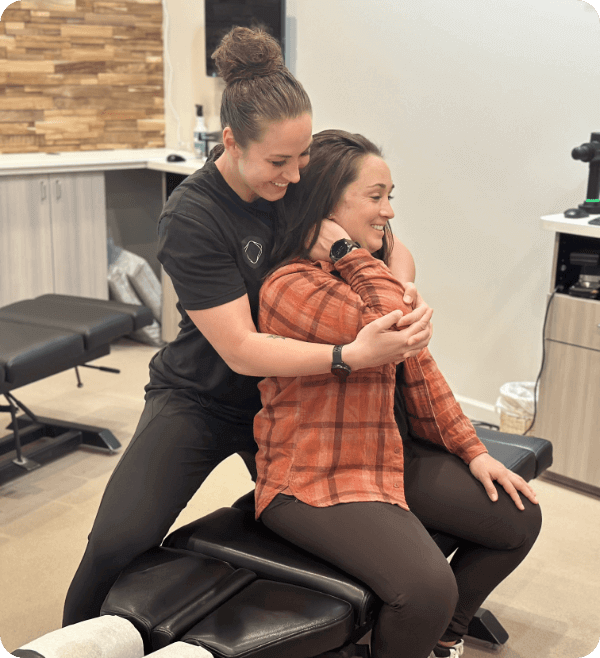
[183,580,354,658]
[0,320,84,387]
[100,547,256,653]
[475,427,553,479]
[0,298,134,352]
[151,569,257,651]
[34,294,153,331]
[164,509,378,629]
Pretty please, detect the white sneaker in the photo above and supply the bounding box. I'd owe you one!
[431,639,465,657]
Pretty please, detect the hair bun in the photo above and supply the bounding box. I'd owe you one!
[212,26,284,85]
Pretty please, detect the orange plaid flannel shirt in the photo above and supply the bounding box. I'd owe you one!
[254,248,487,519]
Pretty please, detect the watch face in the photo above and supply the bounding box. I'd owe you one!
[331,240,351,261]
[332,364,351,381]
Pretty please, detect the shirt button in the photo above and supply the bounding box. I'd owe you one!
[393,482,399,488]
[394,447,400,454]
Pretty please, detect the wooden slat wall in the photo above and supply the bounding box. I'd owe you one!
[0,0,165,153]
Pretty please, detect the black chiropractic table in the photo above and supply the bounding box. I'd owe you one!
[0,294,152,486]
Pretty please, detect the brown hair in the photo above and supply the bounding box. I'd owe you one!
[212,26,312,148]
[268,129,394,275]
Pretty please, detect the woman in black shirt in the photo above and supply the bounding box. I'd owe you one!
[63,26,433,626]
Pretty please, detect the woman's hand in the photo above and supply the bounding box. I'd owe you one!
[307,219,351,262]
[393,283,433,349]
[468,453,539,510]
[387,239,433,350]
[344,306,434,369]
[399,282,420,310]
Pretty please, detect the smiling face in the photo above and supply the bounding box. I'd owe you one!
[330,154,395,253]
[220,113,313,203]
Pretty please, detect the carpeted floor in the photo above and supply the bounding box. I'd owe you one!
[1,339,599,657]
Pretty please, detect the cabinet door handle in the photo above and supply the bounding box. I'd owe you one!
[40,180,47,201]
[55,179,61,200]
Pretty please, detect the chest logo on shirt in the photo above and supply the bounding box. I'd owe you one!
[241,236,265,269]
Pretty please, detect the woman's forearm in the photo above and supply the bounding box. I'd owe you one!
[387,238,416,283]
[231,315,411,377]
[232,330,334,377]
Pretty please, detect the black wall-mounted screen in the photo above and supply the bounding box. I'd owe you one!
[205,0,286,77]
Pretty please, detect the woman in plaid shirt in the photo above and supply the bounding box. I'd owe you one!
[254,130,542,658]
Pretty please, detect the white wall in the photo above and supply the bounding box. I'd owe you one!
[164,0,600,422]
[161,0,298,147]
[162,0,224,149]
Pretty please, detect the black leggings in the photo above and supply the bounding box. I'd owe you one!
[62,386,257,626]
[261,435,542,658]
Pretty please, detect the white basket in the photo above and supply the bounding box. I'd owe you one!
[496,382,536,435]
[499,411,534,436]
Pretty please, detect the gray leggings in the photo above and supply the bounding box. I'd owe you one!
[261,435,542,658]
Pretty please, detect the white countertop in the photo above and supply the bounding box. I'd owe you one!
[541,212,600,239]
[0,148,204,177]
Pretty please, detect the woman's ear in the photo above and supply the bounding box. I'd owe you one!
[222,127,242,159]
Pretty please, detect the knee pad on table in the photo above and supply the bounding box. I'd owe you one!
[11,616,144,658]
[146,642,214,657]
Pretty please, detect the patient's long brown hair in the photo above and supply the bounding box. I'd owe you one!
[269,129,394,276]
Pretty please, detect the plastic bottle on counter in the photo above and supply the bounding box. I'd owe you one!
[193,104,209,160]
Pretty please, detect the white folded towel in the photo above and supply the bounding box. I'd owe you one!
[15,616,144,658]
[148,642,214,657]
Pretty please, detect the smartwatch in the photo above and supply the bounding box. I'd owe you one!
[330,239,361,263]
[331,345,352,381]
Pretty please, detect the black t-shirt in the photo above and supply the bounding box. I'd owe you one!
[148,160,276,422]
[394,362,411,441]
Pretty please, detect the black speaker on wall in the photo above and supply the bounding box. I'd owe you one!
[204,0,286,77]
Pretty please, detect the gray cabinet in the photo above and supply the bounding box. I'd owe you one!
[0,174,55,305]
[0,171,108,306]
[533,229,600,492]
[535,294,600,489]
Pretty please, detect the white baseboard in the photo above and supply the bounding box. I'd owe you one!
[455,395,499,426]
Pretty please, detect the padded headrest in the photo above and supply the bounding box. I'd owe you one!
[101,546,255,654]
[182,579,354,658]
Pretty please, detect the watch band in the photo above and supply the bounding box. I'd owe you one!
[331,344,352,381]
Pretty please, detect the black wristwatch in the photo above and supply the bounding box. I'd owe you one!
[331,345,352,381]
[330,239,361,263]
